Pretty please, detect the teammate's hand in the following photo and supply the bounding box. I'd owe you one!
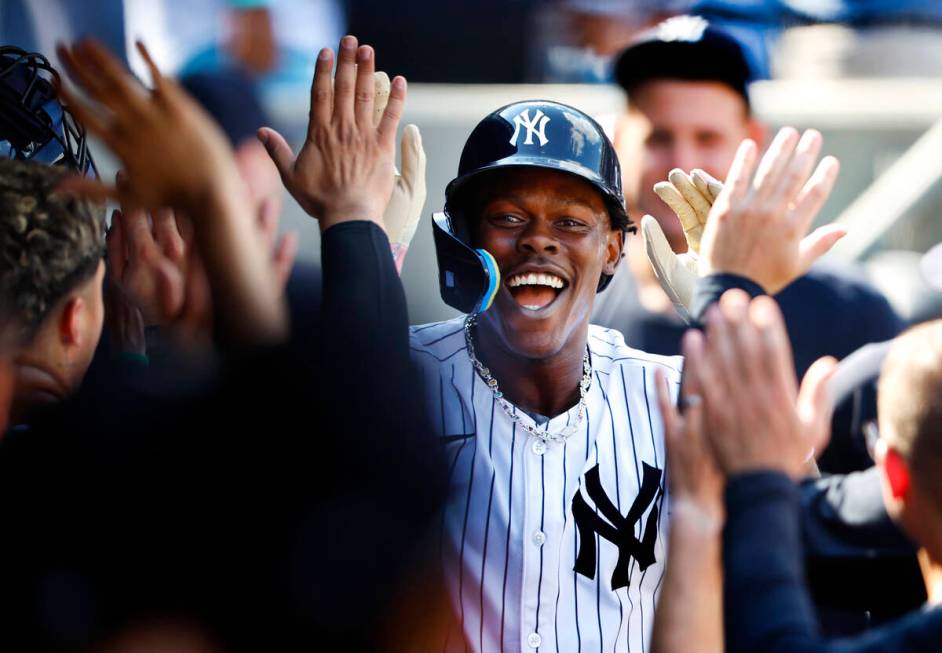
[385,124,427,273]
[644,169,722,322]
[55,40,241,213]
[257,35,406,232]
[365,72,427,272]
[700,127,845,295]
[656,331,725,527]
[107,204,187,327]
[694,290,837,478]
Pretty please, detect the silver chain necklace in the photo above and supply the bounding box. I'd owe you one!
[463,314,592,444]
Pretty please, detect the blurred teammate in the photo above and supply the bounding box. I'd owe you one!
[0,159,105,422]
[654,290,942,652]
[594,16,901,433]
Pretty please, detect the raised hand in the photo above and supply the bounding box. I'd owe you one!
[656,331,724,526]
[56,38,287,344]
[257,35,407,231]
[107,206,186,327]
[694,290,836,478]
[55,40,241,212]
[700,128,845,294]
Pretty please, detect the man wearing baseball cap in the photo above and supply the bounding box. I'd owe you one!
[594,14,902,475]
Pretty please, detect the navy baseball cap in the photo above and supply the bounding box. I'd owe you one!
[614,15,753,105]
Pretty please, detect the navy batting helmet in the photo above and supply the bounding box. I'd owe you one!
[432,100,633,315]
[0,46,97,177]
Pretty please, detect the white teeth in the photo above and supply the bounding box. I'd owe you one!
[522,305,541,310]
[507,272,565,289]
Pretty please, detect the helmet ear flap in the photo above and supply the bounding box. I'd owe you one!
[432,212,500,315]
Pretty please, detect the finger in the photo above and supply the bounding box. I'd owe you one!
[398,124,426,192]
[56,42,109,100]
[641,214,694,317]
[134,40,169,93]
[798,356,838,454]
[106,209,127,282]
[153,208,185,262]
[797,224,847,272]
[678,329,707,443]
[749,296,799,400]
[691,169,723,202]
[257,197,280,248]
[309,47,334,127]
[332,35,359,124]
[272,231,299,290]
[718,139,758,205]
[669,169,712,220]
[354,45,376,126]
[52,76,111,141]
[257,127,296,183]
[377,76,407,150]
[751,126,799,199]
[769,129,822,210]
[372,71,391,128]
[653,181,698,245]
[719,289,763,388]
[654,367,681,446]
[82,38,148,109]
[123,208,158,264]
[703,302,741,404]
[55,175,118,203]
[792,155,840,233]
[668,169,711,249]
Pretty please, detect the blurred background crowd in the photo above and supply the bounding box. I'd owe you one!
[4,0,942,325]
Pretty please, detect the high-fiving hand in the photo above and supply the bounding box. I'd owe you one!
[257,36,407,232]
[644,128,846,320]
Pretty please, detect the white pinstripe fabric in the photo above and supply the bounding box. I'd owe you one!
[410,318,683,653]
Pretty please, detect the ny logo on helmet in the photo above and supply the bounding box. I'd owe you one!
[509,108,551,147]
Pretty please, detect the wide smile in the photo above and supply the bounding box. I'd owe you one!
[504,270,569,313]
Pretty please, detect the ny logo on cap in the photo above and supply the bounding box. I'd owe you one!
[657,15,709,43]
[572,463,662,591]
[509,108,551,147]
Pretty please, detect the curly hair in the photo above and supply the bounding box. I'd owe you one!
[0,158,105,339]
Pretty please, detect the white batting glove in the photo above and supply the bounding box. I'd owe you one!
[369,71,427,273]
[384,124,427,273]
[643,168,723,322]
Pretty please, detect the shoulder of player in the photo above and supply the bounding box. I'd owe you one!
[588,324,683,378]
[409,317,469,362]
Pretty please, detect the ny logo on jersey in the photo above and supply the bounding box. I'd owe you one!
[572,463,662,591]
[509,108,551,147]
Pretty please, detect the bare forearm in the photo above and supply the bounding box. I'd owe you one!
[193,177,289,345]
[653,503,724,653]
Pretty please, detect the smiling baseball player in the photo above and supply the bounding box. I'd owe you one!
[410,100,682,652]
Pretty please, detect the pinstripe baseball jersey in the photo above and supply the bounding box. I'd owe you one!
[410,317,683,652]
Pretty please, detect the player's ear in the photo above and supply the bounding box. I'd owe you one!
[58,296,84,349]
[602,227,624,276]
[882,446,911,501]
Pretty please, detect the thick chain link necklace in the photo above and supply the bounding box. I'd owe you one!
[463,314,591,444]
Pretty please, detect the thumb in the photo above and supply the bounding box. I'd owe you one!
[798,224,847,272]
[398,124,426,194]
[798,355,838,455]
[257,127,295,182]
[643,214,694,321]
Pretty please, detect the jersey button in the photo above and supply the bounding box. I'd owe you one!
[532,530,546,546]
[531,439,547,456]
[527,632,542,648]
